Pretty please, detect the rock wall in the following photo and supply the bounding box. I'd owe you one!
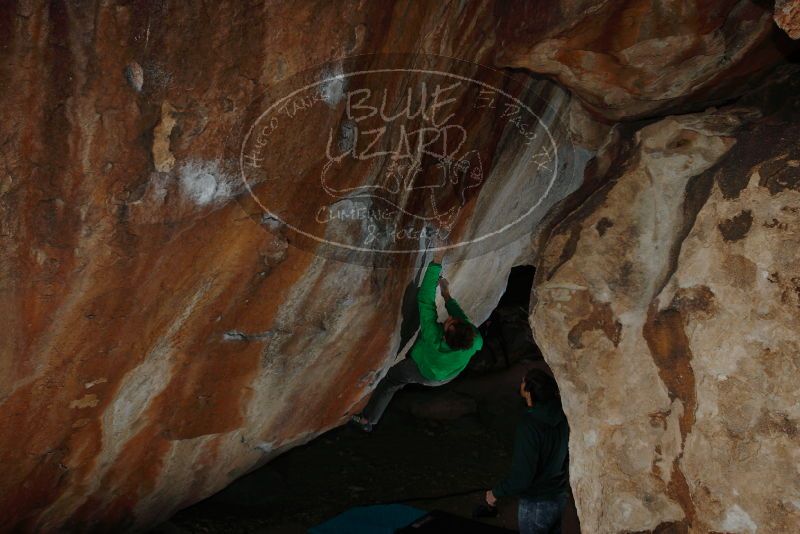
[0,2,582,531]
[532,75,800,533]
[776,0,800,39]
[0,0,796,532]
[496,0,795,120]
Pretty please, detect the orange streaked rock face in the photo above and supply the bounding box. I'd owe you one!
[0,2,578,531]
[495,0,794,120]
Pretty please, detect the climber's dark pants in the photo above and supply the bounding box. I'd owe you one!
[361,358,453,425]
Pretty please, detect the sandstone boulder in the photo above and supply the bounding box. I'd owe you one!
[532,77,800,533]
[496,0,794,120]
[775,0,800,39]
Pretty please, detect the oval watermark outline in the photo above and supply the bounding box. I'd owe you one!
[239,63,561,254]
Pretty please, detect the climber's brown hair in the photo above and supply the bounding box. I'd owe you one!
[444,319,475,350]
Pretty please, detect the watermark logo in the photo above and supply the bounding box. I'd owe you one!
[239,54,572,265]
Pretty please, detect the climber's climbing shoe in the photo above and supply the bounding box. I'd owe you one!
[349,414,374,433]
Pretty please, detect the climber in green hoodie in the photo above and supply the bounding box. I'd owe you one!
[485,368,570,534]
[351,247,483,432]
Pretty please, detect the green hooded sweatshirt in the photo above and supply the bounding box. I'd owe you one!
[493,399,570,501]
[410,262,483,381]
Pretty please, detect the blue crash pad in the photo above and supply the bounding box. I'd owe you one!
[309,504,427,534]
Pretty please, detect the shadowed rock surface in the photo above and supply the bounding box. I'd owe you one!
[156,361,553,534]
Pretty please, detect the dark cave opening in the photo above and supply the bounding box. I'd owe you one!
[155,265,579,534]
[465,266,541,376]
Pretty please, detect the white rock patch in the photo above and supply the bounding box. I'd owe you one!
[178,160,237,206]
[720,505,757,533]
